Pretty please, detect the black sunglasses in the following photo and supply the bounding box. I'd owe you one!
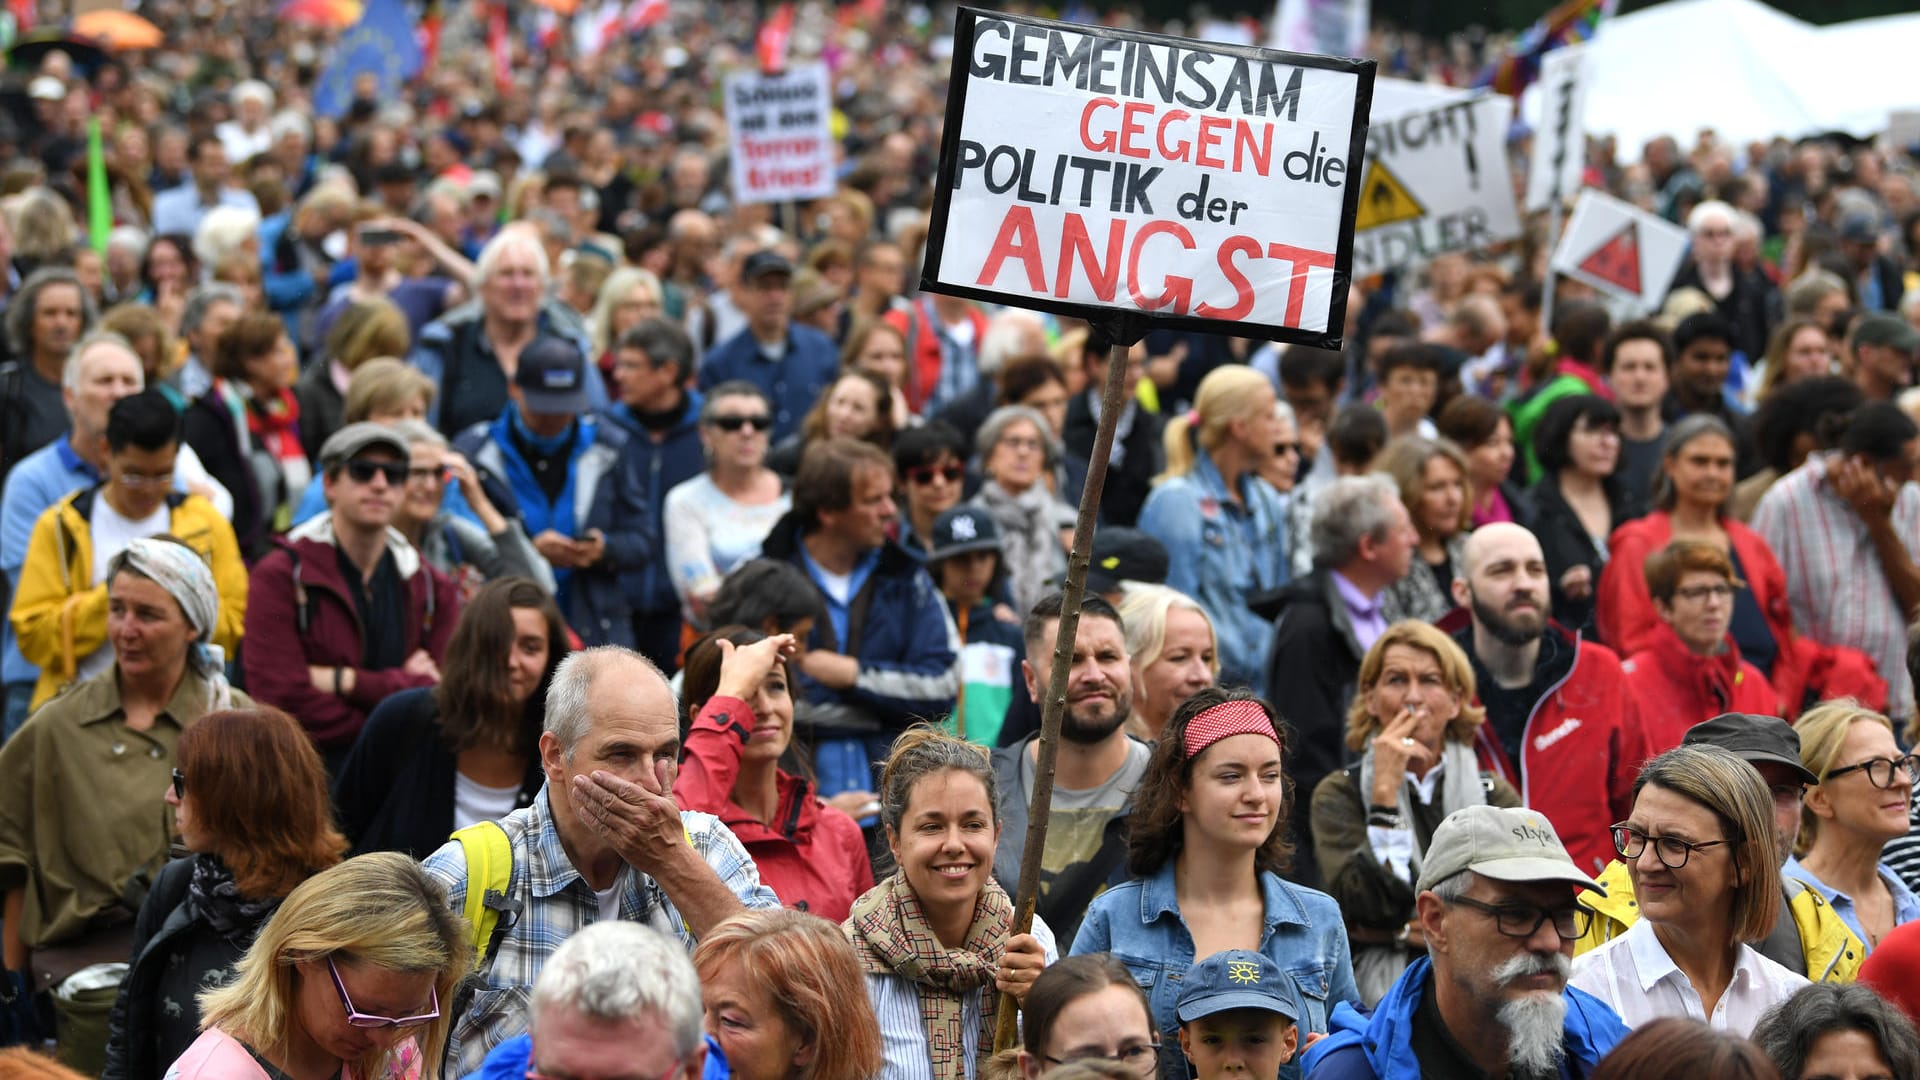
[343,459,408,486]
[709,414,773,433]
[907,462,965,486]
[171,768,186,799]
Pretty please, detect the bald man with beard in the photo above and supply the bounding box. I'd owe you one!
[1446,523,1655,877]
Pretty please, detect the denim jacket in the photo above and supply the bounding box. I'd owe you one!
[1070,861,1359,1080]
[1137,454,1288,693]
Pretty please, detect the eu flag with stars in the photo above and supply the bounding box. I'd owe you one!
[313,0,422,117]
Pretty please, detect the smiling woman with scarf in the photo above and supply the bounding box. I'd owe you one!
[846,727,1053,1080]
[1308,621,1520,1006]
[183,311,310,560]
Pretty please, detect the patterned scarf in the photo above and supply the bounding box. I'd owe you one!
[846,872,1013,1080]
[186,854,280,938]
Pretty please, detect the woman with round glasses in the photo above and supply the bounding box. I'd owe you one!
[1017,954,1159,1080]
[1571,745,1809,1034]
[167,852,467,1080]
[664,380,791,629]
[1787,701,1920,952]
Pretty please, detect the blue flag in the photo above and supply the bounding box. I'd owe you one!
[312,0,422,117]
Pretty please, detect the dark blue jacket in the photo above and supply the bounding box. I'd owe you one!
[760,511,959,734]
[465,1031,729,1080]
[602,392,705,617]
[696,323,840,443]
[455,410,643,647]
[1302,958,1627,1079]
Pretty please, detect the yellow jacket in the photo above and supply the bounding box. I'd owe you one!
[1574,859,1865,983]
[8,486,247,710]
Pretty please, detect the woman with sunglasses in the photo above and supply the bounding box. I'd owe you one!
[892,423,970,560]
[664,381,791,629]
[1786,701,1920,953]
[1072,689,1357,1080]
[168,852,467,1080]
[105,707,346,1080]
[1571,745,1808,1034]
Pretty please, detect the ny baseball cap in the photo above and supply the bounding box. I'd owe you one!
[1176,950,1299,1024]
[515,336,592,414]
[1684,713,1818,786]
[929,505,1003,563]
[1415,805,1605,895]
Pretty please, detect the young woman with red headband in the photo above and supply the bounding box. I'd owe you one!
[1070,688,1359,1080]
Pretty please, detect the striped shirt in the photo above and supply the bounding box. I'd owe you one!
[423,787,780,1077]
[1750,455,1920,720]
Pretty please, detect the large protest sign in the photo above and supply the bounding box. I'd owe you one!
[724,62,836,205]
[1525,43,1590,212]
[1350,93,1520,276]
[1550,188,1689,308]
[922,9,1375,348]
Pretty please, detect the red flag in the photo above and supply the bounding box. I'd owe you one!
[418,2,443,70]
[756,2,793,74]
[489,4,512,93]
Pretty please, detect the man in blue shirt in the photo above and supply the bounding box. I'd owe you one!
[696,251,838,442]
[150,135,260,239]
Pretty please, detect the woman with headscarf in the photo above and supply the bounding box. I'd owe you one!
[0,538,250,1074]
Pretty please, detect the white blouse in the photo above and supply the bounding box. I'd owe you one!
[1569,917,1808,1036]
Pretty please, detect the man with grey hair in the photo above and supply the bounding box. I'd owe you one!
[464,921,708,1080]
[411,227,604,437]
[1260,473,1418,886]
[1303,805,1629,1078]
[175,283,244,402]
[424,645,779,1076]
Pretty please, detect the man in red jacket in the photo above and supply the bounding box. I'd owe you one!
[1621,541,1780,752]
[243,422,460,769]
[1446,523,1656,876]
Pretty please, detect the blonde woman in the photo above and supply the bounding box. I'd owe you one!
[1571,745,1807,1034]
[298,298,412,460]
[1309,621,1519,1004]
[1136,365,1289,692]
[1115,584,1217,742]
[1789,701,1920,953]
[169,852,468,1080]
[586,266,664,374]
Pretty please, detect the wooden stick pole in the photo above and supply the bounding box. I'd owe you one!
[992,321,1141,1053]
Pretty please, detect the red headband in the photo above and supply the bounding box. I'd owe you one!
[1183,699,1279,759]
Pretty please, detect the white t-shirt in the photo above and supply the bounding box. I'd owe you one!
[451,771,521,831]
[80,494,172,683]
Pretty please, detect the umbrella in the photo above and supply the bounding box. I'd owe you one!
[71,10,164,51]
[5,30,109,72]
[529,0,579,15]
[277,0,365,28]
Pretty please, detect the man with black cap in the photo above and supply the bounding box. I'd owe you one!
[1848,312,1920,403]
[927,504,1023,747]
[696,250,839,442]
[1572,712,1866,983]
[243,422,461,769]
[1304,806,1629,1079]
[454,335,640,648]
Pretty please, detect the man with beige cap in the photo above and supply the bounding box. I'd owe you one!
[1304,806,1629,1079]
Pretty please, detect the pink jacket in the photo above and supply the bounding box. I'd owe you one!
[166,1027,420,1080]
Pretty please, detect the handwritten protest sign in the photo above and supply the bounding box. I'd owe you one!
[1351,93,1520,276]
[922,9,1374,348]
[724,62,836,205]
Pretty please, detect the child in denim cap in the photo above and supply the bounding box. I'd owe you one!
[1177,950,1301,1080]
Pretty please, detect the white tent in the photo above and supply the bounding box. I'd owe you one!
[1580,0,1920,150]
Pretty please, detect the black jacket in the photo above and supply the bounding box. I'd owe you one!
[1260,569,1369,889]
[1528,475,1640,638]
[1669,259,1780,363]
[1062,393,1164,528]
[103,859,272,1080]
[331,687,545,858]
[181,392,270,560]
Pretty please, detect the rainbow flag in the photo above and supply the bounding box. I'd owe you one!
[1475,0,1615,97]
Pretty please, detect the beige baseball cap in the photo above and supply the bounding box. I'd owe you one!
[1414,805,1605,895]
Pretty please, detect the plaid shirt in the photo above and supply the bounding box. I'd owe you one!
[422,787,780,1077]
[1751,454,1920,720]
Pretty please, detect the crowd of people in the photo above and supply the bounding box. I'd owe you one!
[6,0,1920,1078]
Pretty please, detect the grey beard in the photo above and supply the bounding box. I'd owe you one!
[1493,953,1570,1075]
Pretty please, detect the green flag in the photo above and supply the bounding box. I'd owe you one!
[87,118,111,254]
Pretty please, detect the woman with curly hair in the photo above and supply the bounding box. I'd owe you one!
[1071,688,1358,1080]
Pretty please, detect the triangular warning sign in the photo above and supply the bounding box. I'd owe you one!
[1577,221,1642,295]
[1354,161,1425,231]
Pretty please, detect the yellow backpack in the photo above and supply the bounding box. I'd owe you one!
[451,821,518,970]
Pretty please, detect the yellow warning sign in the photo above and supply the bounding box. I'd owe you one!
[1354,161,1425,231]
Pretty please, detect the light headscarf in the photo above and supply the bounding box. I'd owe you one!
[113,537,233,706]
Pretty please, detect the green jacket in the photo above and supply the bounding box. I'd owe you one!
[1574,859,1865,983]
